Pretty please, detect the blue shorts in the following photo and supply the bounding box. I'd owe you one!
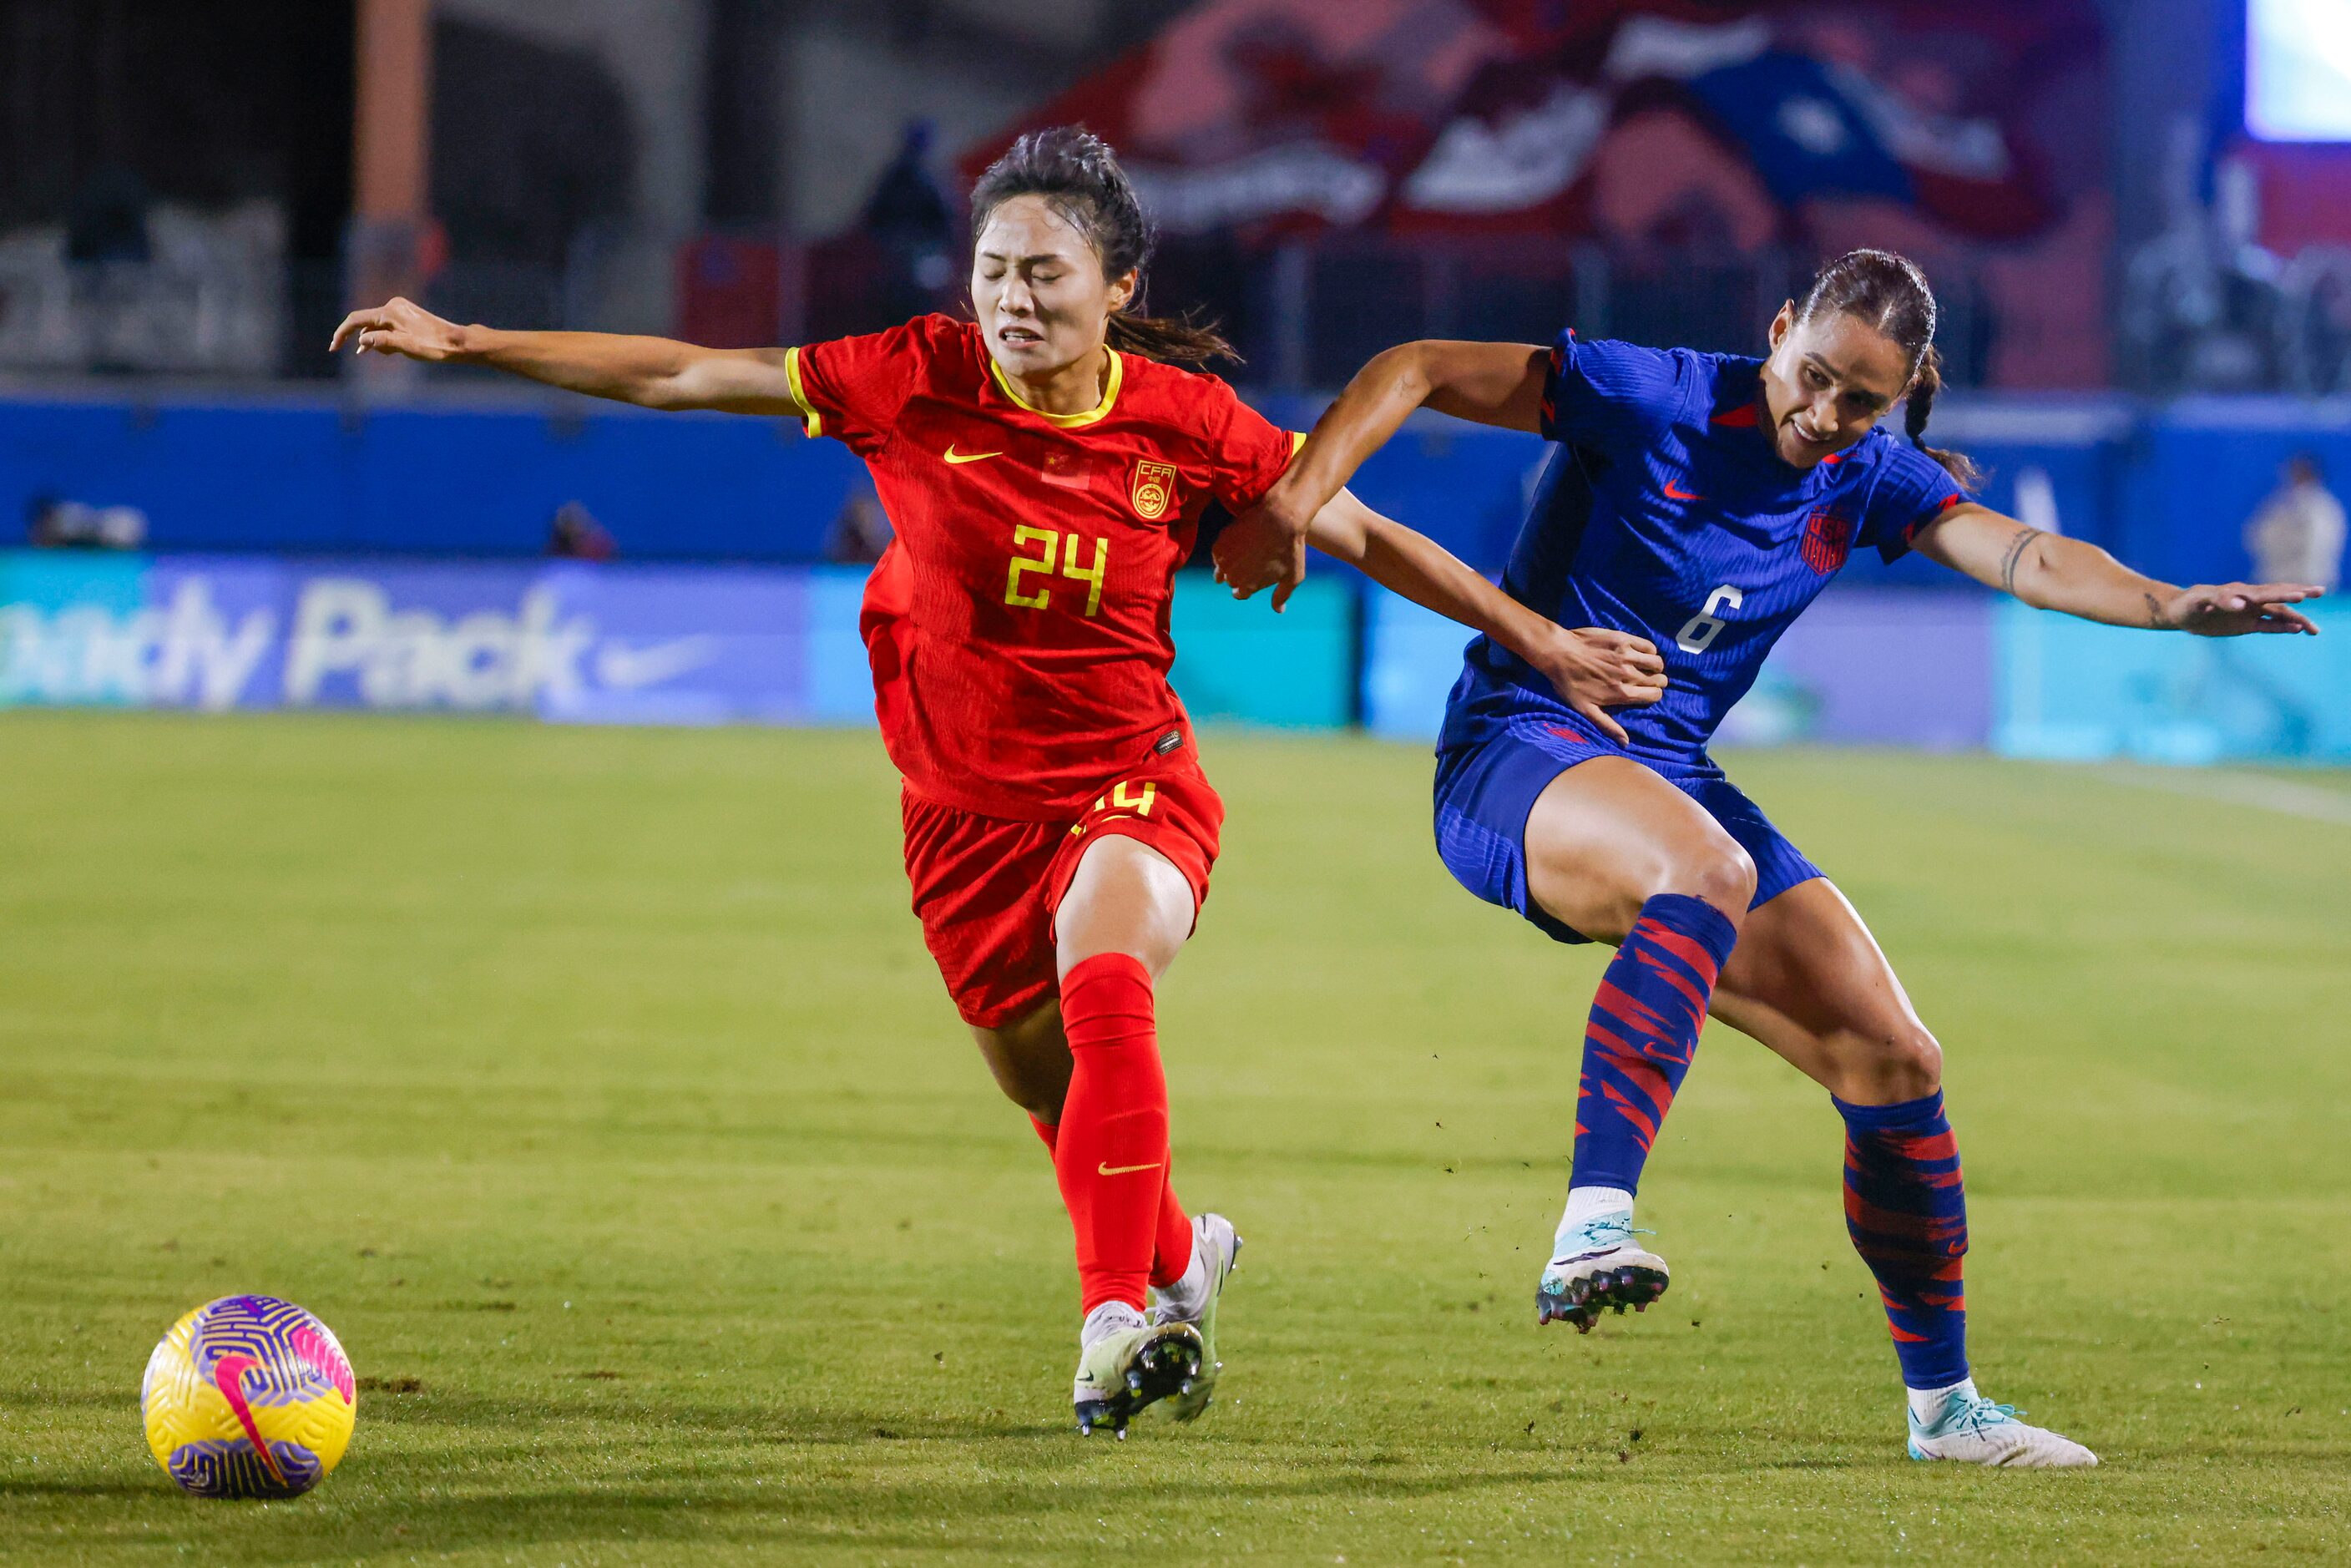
[1431,711,1823,944]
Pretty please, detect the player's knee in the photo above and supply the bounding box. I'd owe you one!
[969,1017,1072,1120]
[998,1079,1064,1120]
[1884,1025,1944,1098]
[1843,1024,1942,1102]
[980,1056,1063,1119]
[1672,842,1757,925]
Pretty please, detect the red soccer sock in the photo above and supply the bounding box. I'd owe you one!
[1053,953,1171,1315]
[1034,1109,1191,1288]
[1150,1181,1193,1292]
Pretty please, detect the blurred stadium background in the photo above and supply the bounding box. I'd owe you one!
[0,0,2345,753]
[8,7,2351,1560]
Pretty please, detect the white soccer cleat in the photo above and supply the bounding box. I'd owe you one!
[1907,1384,2099,1468]
[1148,1212,1241,1423]
[1070,1304,1201,1439]
[1535,1211,1668,1332]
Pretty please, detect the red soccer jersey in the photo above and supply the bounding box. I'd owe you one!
[787,314,1298,820]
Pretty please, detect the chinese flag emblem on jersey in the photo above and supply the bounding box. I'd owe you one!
[1800,508,1853,574]
[1040,449,1092,490]
[1131,460,1177,521]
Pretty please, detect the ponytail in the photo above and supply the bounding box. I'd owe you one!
[971,126,1240,367]
[1105,306,1237,367]
[1797,249,1980,491]
[1903,346,1982,489]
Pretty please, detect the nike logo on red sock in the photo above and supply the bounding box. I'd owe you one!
[1098,1161,1163,1176]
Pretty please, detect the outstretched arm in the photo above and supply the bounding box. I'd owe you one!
[1216,341,1549,607]
[331,297,806,416]
[1304,488,1666,742]
[1914,503,2323,635]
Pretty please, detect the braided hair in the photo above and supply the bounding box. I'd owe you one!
[1792,249,1980,489]
[968,126,1236,367]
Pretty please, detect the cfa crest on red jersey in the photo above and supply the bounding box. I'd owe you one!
[1800,508,1854,574]
[1130,460,1177,521]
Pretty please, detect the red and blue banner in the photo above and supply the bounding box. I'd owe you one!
[972,0,2111,385]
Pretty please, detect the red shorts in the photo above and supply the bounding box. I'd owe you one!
[901,767,1223,1029]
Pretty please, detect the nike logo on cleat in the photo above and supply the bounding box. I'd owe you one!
[1098,1161,1163,1176]
[944,445,1004,465]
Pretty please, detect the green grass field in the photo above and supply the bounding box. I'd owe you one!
[3,713,2348,1565]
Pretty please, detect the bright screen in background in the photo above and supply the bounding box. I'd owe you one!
[2247,0,2351,140]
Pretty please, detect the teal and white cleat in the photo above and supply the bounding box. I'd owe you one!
[1150,1212,1241,1423]
[1907,1384,2099,1468]
[1535,1211,1668,1332]
[1071,1306,1202,1439]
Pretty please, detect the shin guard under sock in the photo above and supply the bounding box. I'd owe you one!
[1836,1089,1969,1389]
[1052,954,1171,1315]
[1570,893,1737,1193]
[1034,1112,1191,1291]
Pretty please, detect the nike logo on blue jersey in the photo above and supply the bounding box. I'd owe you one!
[1664,479,1704,501]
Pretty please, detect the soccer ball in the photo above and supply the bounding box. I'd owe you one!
[140,1295,357,1500]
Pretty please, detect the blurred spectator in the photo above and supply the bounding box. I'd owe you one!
[2244,454,2345,591]
[825,487,894,565]
[2124,133,2293,393]
[861,120,957,322]
[65,165,154,265]
[549,502,617,561]
[65,164,159,377]
[28,495,149,550]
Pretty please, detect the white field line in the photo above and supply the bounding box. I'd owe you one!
[2104,768,2351,827]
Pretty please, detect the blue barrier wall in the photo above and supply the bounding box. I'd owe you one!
[2114,398,2351,589]
[8,389,2344,591]
[0,395,868,561]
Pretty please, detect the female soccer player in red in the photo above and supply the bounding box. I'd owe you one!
[1216,250,2323,1466]
[335,127,1662,1436]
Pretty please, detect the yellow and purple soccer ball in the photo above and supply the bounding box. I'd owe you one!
[140,1295,357,1499]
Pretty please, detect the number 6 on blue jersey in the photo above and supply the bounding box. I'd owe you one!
[1675,584,1743,655]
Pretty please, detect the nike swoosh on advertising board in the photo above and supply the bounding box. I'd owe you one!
[594,636,720,690]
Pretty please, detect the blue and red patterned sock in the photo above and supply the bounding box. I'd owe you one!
[1836,1090,1970,1389]
[1569,893,1739,1194]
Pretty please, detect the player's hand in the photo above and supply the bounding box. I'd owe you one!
[329,297,472,362]
[1213,488,1315,612]
[2161,583,2323,636]
[1523,626,1668,746]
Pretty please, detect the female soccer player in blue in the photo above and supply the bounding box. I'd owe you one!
[1218,250,2324,1468]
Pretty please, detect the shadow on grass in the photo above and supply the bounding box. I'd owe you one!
[0,1478,159,1500]
[3,1449,1587,1560]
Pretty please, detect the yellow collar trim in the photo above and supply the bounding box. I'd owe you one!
[989,349,1123,428]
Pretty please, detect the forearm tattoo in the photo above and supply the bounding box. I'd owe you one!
[2144,592,2177,630]
[1998,527,2045,595]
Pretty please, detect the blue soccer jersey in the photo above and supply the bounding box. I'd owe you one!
[1440,331,1964,764]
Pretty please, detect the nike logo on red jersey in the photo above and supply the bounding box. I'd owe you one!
[1663,479,1704,501]
[943,445,1004,465]
[1097,1161,1162,1176]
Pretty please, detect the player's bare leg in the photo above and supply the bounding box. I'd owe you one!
[1710,878,2096,1467]
[1046,834,1211,1435]
[971,1002,1072,1124]
[1522,760,1752,1330]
